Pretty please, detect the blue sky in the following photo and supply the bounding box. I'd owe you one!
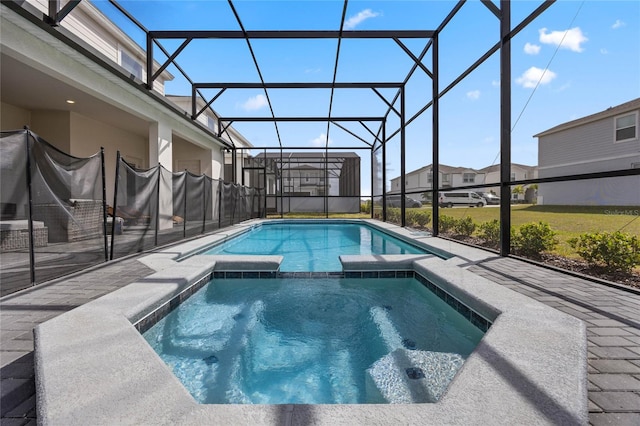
[94,1,640,195]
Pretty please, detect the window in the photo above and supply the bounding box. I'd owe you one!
[427,172,432,183]
[615,112,637,142]
[463,173,475,183]
[442,174,450,182]
[511,172,516,181]
[119,49,143,80]
[206,116,216,132]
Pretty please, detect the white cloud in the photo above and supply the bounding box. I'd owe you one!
[466,90,480,100]
[524,42,541,55]
[310,133,333,146]
[305,68,322,74]
[539,27,588,52]
[600,48,608,55]
[344,9,380,29]
[516,66,557,89]
[240,94,268,111]
[612,19,626,29]
[491,80,500,87]
[482,136,495,144]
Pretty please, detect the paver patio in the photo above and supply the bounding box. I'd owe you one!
[1,238,639,425]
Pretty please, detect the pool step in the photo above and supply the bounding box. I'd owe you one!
[365,348,464,403]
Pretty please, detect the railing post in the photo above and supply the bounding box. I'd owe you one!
[24,127,36,285]
[100,147,108,262]
[499,0,512,256]
[110,151,121,260]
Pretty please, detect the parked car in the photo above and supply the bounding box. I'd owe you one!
[438,191,486,208]
[476,192,500,205]
[379,195,423,208]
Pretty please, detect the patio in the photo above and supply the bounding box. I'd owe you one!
[1,230,639,425]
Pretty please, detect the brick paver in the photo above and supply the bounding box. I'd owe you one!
[1,247,639,425]
[470,257,640,426]
[1,256,154,423]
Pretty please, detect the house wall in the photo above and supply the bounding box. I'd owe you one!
[538,176,640,206]
[0,102,31,130]
[70,112,147,203]
[173,138,213,178]
[538,109,640,178]
[538,106,639,205]
[30,110,72,152]
[28,0,169,93]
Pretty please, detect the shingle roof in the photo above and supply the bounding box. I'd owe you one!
[534,97,640,137]
[478,163,537,173]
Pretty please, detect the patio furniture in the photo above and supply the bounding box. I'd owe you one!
[0,220,48,251]
[32,199,104,243]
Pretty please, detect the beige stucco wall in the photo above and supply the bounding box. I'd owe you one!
[30,110,72,152]
[70,111,147,202]
[173,138,211,177]
[0,102,31,130]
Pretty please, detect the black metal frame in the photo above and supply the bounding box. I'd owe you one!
[22,0,589,261]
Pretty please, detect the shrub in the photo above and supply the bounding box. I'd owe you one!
[439,215,456,233]
[569,231,640,273]
[406,209,431,229]
[452,216,476,237]
[478,219,500,246]
[386,207,400,224]
[511,221,558,258]
[360,200,371,214]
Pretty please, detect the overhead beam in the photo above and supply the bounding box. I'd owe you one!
[217,117,384,122]
[45,0,81,25]
[149,30,435,39]
[194,82,404,89]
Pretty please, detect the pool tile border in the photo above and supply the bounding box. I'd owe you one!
[134,272,213,334]
[134,268,492,336]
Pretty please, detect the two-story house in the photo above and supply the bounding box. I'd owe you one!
[389,164,486,201]
[535,98,640,206]
[479,163,539,203]
[1,0,253,228]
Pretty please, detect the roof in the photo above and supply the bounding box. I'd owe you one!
[534,97,640,138]
[478,163,537,173]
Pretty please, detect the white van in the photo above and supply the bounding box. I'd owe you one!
[439,191,486,208]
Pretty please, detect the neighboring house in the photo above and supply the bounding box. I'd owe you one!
[389,164,486,200]
[252,152,361,213]
[535,98,640,206]
[479,163,539,203]
[390,163,539,203]
[1,1,252,228]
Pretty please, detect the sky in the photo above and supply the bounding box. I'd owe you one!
[94,0,640,195]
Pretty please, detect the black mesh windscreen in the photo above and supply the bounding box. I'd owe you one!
[1,131,32,295]
[110,159,159,259]
[1,130,106,296]
[1,130,264,297]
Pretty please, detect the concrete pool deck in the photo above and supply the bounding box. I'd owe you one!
[2,219,640,424]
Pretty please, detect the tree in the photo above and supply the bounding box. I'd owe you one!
[512,185,524,202]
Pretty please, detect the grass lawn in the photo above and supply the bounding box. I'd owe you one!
[436,204,640,258]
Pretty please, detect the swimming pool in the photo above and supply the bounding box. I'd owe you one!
[35,219,588,424]
[202,222,430,272]
[143,276,486,404]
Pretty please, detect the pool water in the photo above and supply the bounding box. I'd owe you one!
[202,222,428,272]
[143,277,484,404]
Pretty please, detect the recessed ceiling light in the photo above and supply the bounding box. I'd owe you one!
[66,99,75,104]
